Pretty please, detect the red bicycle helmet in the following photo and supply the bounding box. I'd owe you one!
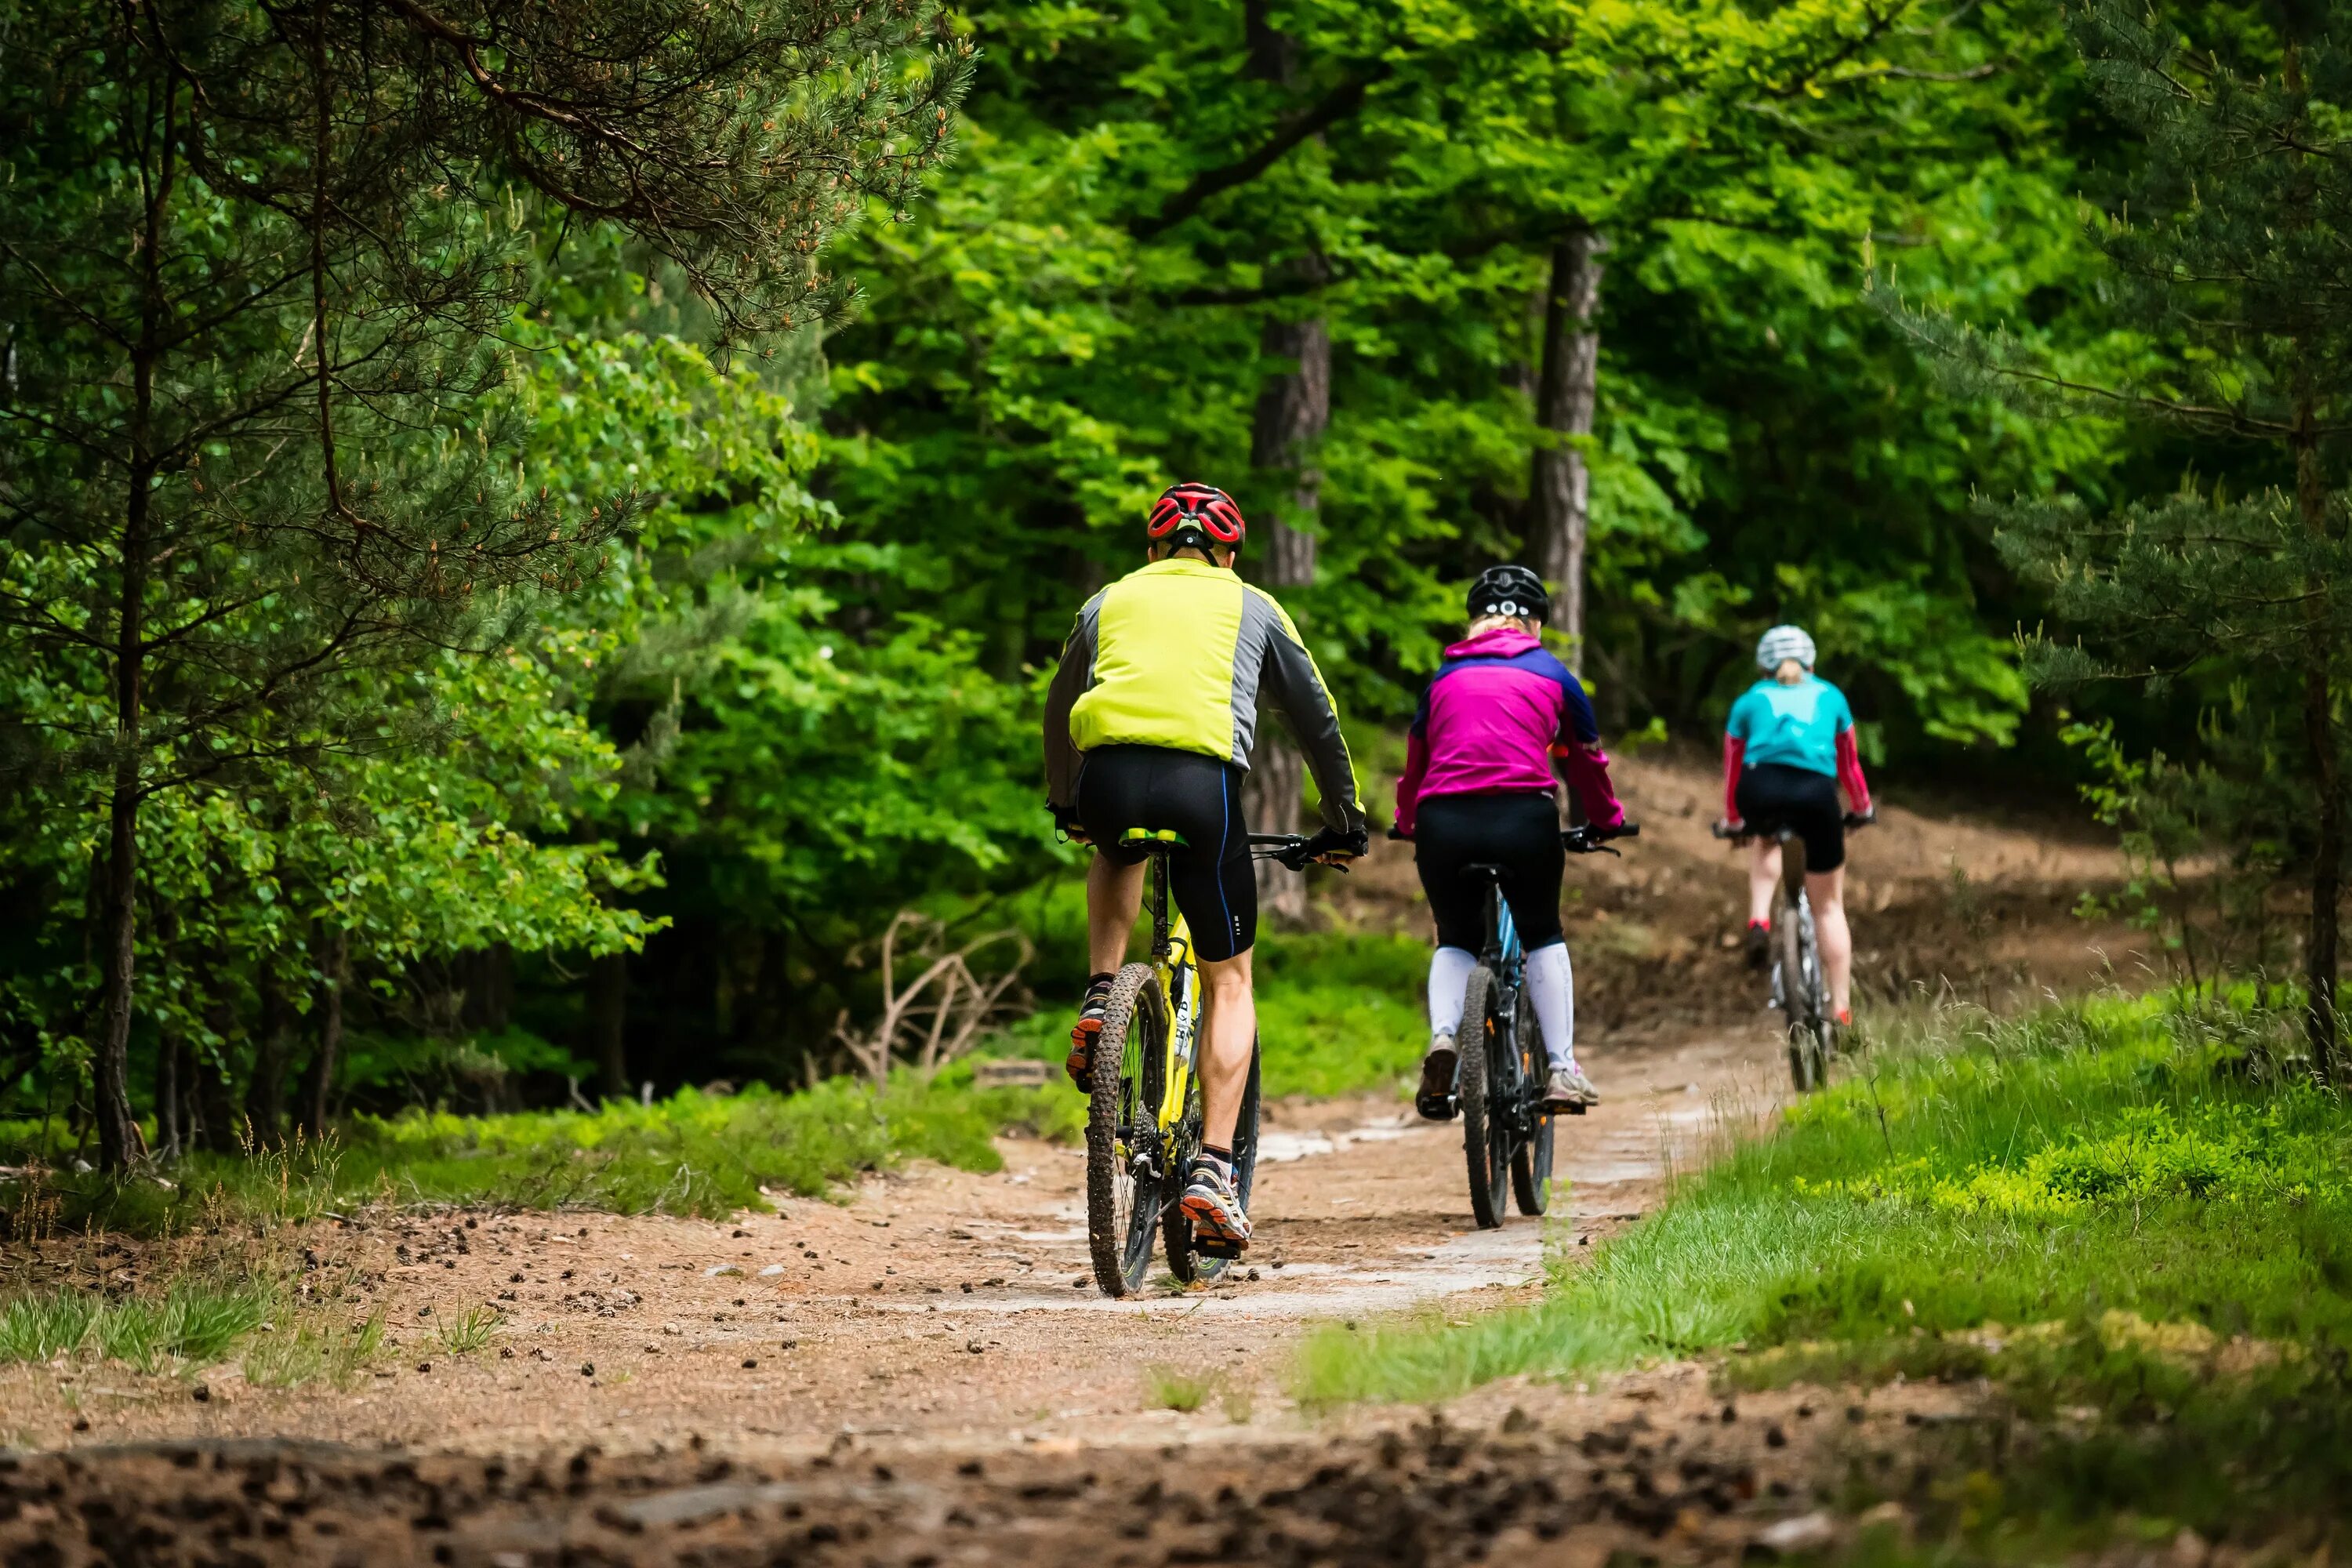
[1146,482,1247,554]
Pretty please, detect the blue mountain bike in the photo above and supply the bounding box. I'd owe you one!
[1451,822,1636,1229]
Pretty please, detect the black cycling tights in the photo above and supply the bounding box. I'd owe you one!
[1413,791,1565,953]
[1076,745,1256,962]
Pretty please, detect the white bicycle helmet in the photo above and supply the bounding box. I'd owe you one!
[1755,624,1817,672]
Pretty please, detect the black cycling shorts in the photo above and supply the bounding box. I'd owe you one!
[1735,761,1845,872]
[1413,791,1566,954]
[1076,744,1255,962]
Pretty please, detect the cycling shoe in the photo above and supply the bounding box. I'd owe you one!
[1415,1032,1458,1121]
[1065,975,1115,1088]
[1178,1156,1251,1254]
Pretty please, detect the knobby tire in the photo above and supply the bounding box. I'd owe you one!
[1511,985,1553,1216]
[1086,963,1164,1296]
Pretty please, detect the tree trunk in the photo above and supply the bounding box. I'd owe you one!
[156,1023,180,1163]
[590,951,630,1099]
[459,944,513,1034]
[2294,390,2340,1083]
[1528,228,1607,667]
[1246,312,1330,927]
[247,960,292,1147]
[297,928,347,1137]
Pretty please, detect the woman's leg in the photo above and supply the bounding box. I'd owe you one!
[1428,946,1476,1038]
[1523,942,1576,1069]
[1748,839,1781,926]
[1806,866,1853,1019]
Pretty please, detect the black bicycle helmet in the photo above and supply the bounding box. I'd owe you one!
[1467,564,1549,624]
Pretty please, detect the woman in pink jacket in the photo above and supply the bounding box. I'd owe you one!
[1393,566,1627,1116]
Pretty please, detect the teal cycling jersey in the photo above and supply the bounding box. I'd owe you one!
[1726,674,1853,777]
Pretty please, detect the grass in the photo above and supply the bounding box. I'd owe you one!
[0,1283,275,1375]
[434,1305,499,1356]
[244,1310,387,1389]
[10,930,1422,1243]
[1297,993,2352,1548]
[1143,1363,1254,1423]
[15,1058,1087,1237]
[1145,1365,1213,1412]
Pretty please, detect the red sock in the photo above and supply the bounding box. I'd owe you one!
[1748,920,1769,932]
[1835,1008,1852,1027]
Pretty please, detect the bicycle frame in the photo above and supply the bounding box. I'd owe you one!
[1124,829,1201,1143]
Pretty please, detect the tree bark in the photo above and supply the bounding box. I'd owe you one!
[247,960,292,1147]
[93,46,178,1174]
[297,927,347,1137]
[1246,311,1330,927]
[590,951,630,1099]
[2294,388,2340,1083]
[1528,228,1607,668]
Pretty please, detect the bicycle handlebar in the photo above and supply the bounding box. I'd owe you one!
[1563,822,1639,856]
[1247,832,1348,873]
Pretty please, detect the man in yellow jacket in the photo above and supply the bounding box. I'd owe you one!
[1043,481,1367,1253]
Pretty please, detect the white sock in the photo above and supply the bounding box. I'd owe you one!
[1525,942,1577,1069]
[1427,946,1476,1041]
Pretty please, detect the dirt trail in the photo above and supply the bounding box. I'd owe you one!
[0,1028,1766,1458]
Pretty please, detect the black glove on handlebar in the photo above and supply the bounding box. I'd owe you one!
[1047,802,1086,841]
[1302,826,1370,864]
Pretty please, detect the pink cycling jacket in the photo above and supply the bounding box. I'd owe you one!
[1393,626,1625,837]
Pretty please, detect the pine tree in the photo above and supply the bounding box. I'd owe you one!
[0,0,968,1168]
[1917,0,2352,1078]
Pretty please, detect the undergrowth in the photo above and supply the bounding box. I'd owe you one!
[1298,993,2352,1547]
[991,929,1428,1101]
[10,1058,1084,1237]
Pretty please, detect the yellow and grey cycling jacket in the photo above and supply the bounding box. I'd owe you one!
[1042,557,1366,834]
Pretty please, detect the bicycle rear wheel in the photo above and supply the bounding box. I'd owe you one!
[1165,1040,1260,1283]
[1510,985,1553,1216]
[1086,963,1167,1296]
[1458,967,1510,1229]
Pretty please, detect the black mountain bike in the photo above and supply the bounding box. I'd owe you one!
[1446,822,1637,1229]
[1713,814,1870,1092]
[1083,829,1319,1297]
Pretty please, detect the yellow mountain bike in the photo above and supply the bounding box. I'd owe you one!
[1083,828,1312,1297]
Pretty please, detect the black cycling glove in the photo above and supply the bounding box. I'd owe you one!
[1047,802,1087,841]
[1304,826,1370,862]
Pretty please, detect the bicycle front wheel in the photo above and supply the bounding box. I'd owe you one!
[1775,911,1824,1094]
[1511,985,1554,1216]
[1166,1039,1260,1284]
[1086,963,1167,1296]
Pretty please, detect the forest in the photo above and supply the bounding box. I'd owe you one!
[3,0,2347,1171]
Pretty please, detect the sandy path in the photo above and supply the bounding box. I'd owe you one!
[0,1026,1773,1459]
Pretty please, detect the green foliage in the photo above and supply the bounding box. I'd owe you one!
[1254,932,1429,1099]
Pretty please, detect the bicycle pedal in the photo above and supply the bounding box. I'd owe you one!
[1192,1237,1245,1261]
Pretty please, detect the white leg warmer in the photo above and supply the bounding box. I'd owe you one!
[1427,946,1477,1038]
[1524,941,1577,1069]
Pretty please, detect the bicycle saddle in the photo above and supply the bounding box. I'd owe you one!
[1119,828,1190,849]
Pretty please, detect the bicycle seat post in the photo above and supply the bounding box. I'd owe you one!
[1120,828,1187,961]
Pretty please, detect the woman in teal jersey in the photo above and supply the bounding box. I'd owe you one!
[1719,626,1875,1025]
